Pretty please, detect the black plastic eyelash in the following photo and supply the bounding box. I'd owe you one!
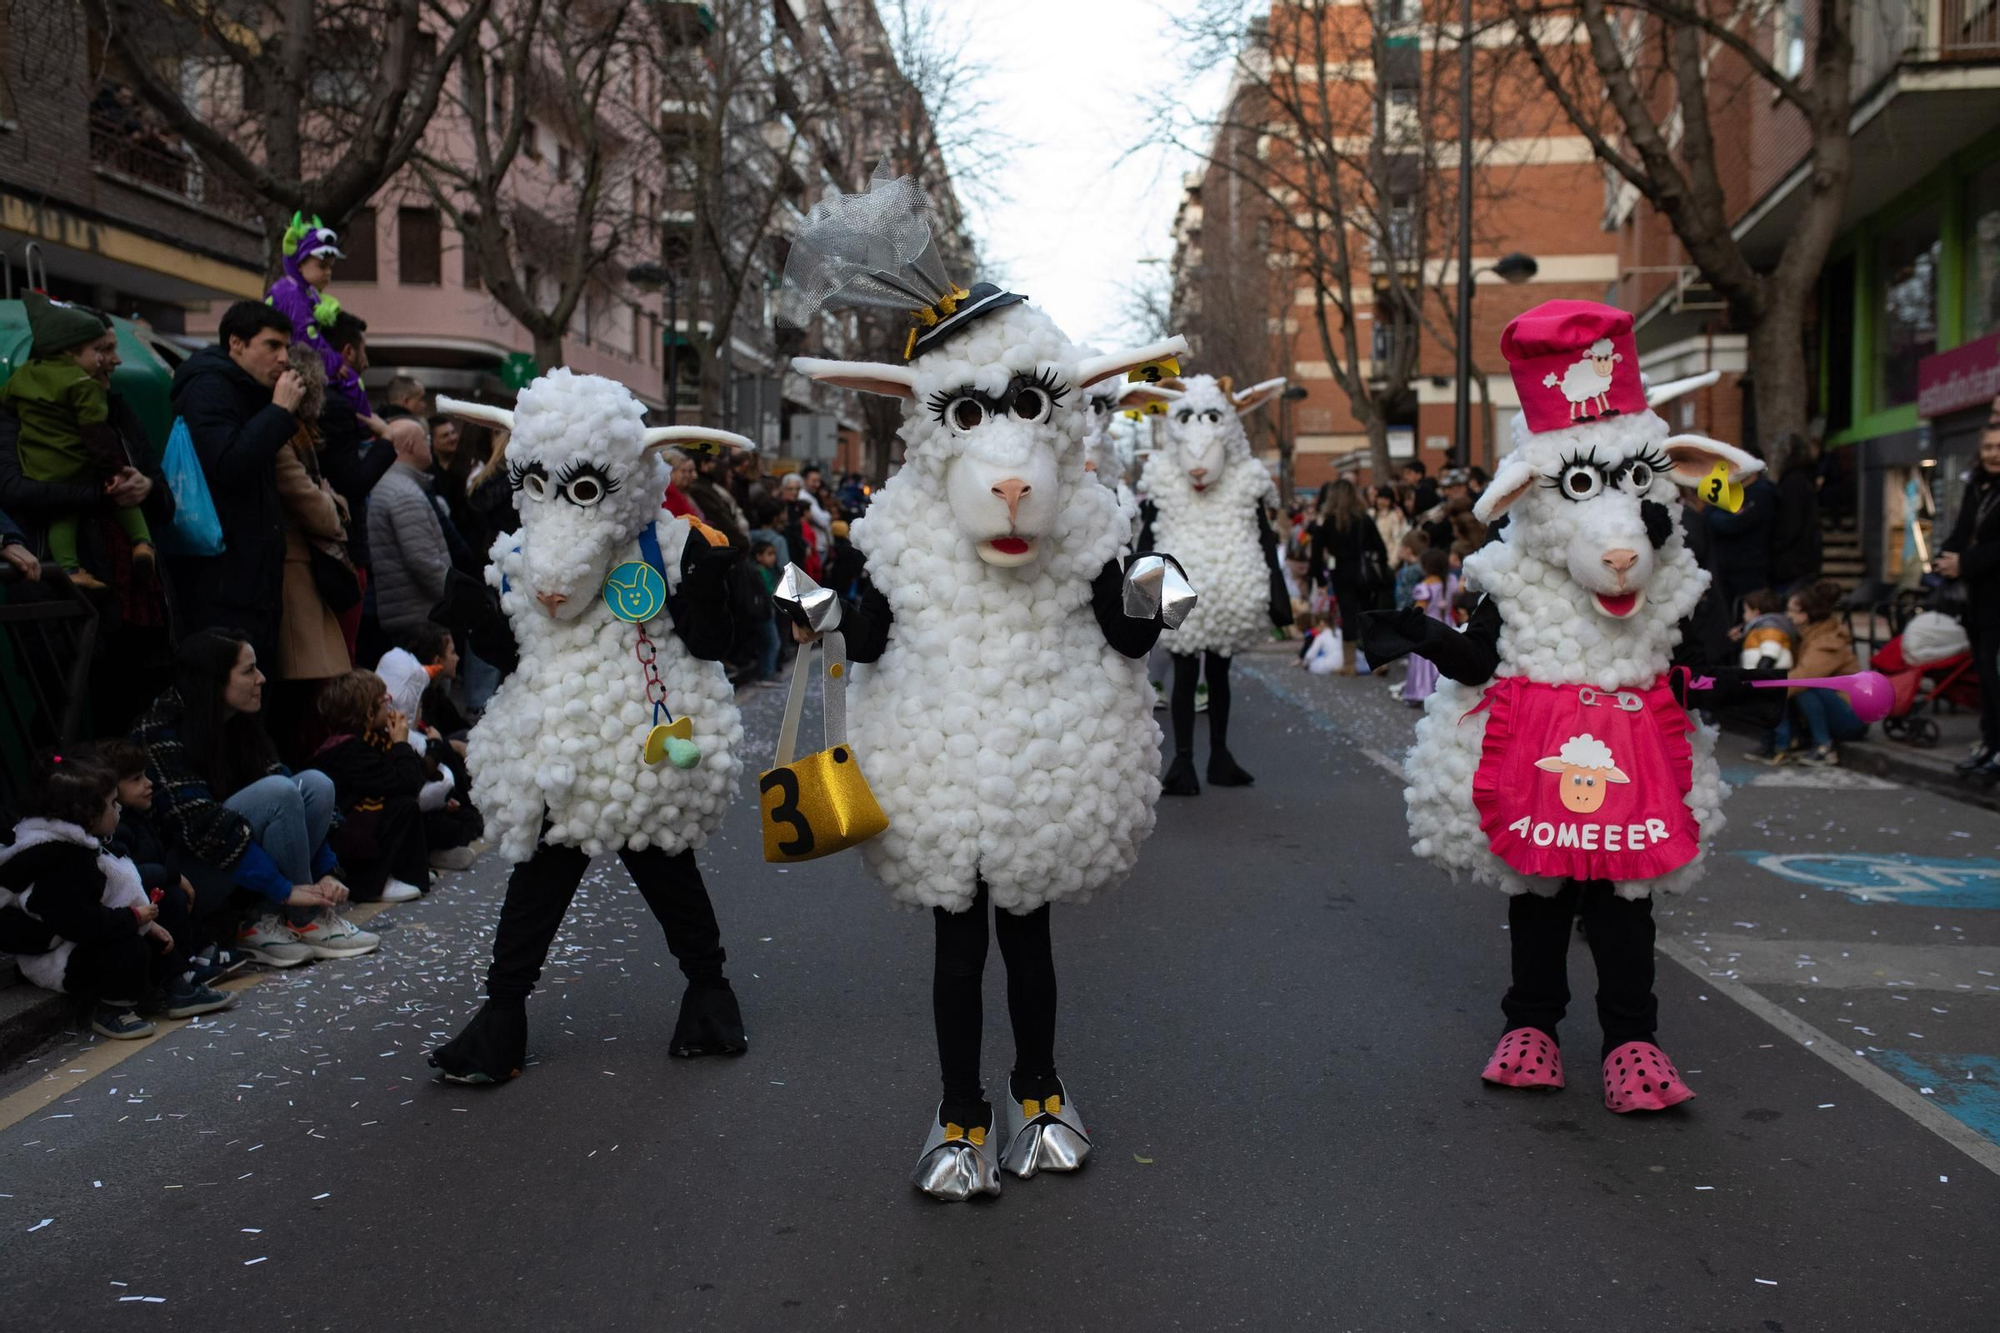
[1027,367,1070,406]
[925,386,990,425]
[506,460,546,492]
[554,460,620,496]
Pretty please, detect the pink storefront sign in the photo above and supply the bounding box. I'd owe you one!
[1917,332,2000,418]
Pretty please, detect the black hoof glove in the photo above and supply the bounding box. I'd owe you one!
[1207,748,1255,787]
[1162,751,1201,797]
[428,997,527,1085]
[670,979,748,1058]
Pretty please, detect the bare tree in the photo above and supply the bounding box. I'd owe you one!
[1154,1,1534,479]
[413,0,646,373]
[1504,0,1855,447]
[83,0,494,269]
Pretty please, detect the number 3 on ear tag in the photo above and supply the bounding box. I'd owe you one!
[1700,460,1745,513]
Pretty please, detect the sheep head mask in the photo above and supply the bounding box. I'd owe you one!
[781,170,1186,568]
[439,370,750,619]
[1472,302,1759,626]
[1155,374,1288,493]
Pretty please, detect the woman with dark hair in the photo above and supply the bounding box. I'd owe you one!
[130,629,378,967]
[1308,478,1389,675]
[1770,580,1867,766]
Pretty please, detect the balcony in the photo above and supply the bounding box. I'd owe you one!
[87,115,257,226]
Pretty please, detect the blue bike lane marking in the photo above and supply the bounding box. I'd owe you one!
[1867,1052,2000,1147]
[1733,851,2000,909]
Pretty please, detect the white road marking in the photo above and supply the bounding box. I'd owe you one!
[1656,935,2000,1178]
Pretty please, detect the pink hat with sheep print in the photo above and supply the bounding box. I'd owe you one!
[1503,300,1646,434]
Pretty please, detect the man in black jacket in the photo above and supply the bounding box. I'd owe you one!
[169,301,302,669]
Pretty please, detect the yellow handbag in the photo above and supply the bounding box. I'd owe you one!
[759,628,888,862]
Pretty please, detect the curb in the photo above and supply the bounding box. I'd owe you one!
[1836,736,2000,813]
[0,980,79,1068]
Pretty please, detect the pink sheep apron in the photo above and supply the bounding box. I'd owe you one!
[1469,676,1698,882]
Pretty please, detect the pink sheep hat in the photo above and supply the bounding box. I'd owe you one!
[1481,1027,1565,1089]
[1602,1041,1695,1112]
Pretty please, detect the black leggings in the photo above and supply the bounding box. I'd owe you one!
[1169,651,1233,755]
[932,880,1056,1107]
[485,838,727,1004]
[1501,878,1657,1058]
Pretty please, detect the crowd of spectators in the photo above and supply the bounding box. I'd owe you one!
[0,292,864,1036]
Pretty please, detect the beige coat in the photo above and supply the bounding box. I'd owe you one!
[274,435,353,681]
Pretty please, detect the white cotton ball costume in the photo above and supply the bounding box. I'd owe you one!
[1404,409,1722,901]
[461,370,744,865]
[1140,375,1278,658]
[842,304,1161,914]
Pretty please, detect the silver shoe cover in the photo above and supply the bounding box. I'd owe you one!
[999,1085,1092,1178]
[911,1106,1002,1201]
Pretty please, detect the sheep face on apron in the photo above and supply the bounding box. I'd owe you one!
[1404,348,1760,901]
[801,304,1185,914]
[1140,375,1285,658]
[448,370,746,864]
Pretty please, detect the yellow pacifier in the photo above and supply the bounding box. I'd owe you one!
[643,715,701,770]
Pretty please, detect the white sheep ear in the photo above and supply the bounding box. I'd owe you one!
[436,395,515,433]
[1076,336,1192,389]
[1474,459,1537,524]
[1645,370,1720,409]
[1116,383,1180,412]
[792,357,918,401]
[1663,434,1762,486]
[641,426,756,458]
[1231,377,1289,419]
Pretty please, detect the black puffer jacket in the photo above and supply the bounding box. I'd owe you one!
[1942,468,2000,626]
[168,345,297,662]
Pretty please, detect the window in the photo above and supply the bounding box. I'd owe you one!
[1966,160,2000,340]
[398,206,443,285]
[1777,0,1806,77]
[343,207,378,282]
[1873,206,1941,410]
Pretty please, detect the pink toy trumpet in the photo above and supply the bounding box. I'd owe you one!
[1686,670,1894,723]
[1752,670,1895,723]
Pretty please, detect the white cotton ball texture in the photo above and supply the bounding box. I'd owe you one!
[844,303,1162,914]
[463,369,744,865]
[1404,409,1726,900]
[1139,375,1277,657]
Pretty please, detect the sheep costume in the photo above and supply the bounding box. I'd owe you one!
[424,370,758,1086]
[1364,301,1773,1115]
[781,170,1188,1200]
[1137,374,1292,795]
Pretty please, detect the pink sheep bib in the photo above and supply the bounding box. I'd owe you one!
[1469,676,1698,882]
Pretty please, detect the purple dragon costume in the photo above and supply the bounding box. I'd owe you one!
[265,213,371,416]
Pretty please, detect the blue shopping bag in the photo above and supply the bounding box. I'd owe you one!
[157,417,224,557]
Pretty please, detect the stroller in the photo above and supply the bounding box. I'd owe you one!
[1868,612,1980,747]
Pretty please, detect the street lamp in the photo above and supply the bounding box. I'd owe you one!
[628,259,682,425]
[1451,250,1538,466]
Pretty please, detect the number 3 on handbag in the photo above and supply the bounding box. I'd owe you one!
[759,629,888,863]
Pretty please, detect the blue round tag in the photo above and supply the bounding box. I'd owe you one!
[603,560,667,623]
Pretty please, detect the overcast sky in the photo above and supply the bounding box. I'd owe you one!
[927,0,1229,350]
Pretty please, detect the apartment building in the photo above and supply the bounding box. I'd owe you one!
[1614,3,2000,587]
[1170,2,1622,492]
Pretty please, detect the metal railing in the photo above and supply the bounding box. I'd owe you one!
[86,115,257,223]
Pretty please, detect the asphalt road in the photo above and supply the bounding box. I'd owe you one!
[2,646,1997,1332]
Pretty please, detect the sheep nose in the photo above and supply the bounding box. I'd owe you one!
[992,479,1030,524]
[1189,467,1208,481]
[535,589,569,615]
[1602,549,1638,579]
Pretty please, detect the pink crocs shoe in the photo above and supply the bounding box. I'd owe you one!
[1480,1027,1564,1089]
[1602,1041,1695,1112]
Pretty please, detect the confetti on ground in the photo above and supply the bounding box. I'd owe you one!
[1133,1154,1154,1164]
[117,1296,166,1303]
[1754,1279,1777,1286]
[244,1257,267,1266]
[312,1192,331,1200]
[27,1218,52,1232]
[1817,1103,1835,1109]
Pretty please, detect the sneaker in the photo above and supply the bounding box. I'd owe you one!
[194,944,255,980]
[90,1004,155,1040]
[379,877,424,902]
[1796,745,1838,768]
[164,979,235,1020]
[64,567,107,592]
[427,845,477,871]
[237,915,314,968]
[289,910,381,959]
[130,541,157,577]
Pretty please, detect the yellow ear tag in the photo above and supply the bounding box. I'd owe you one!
[643,715,700,769]
[1700,460,1745,513]
[1128,356,1181,384]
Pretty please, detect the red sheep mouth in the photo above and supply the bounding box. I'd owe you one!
[989,537,1031,555]
[1594,590,1643,618]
